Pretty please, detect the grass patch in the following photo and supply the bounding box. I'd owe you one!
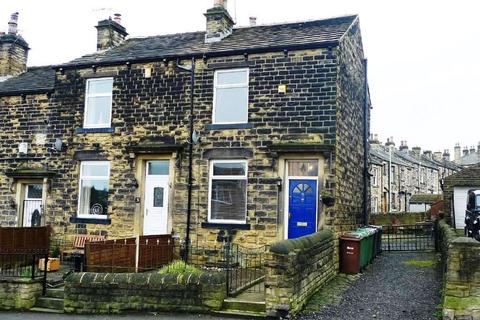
[158,260,203,276]
[403,259,436,267]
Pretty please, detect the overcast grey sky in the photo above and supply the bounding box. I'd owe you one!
[1,0,478,155]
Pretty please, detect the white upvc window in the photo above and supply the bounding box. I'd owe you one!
[84,78,114,128]
[208,160,248,224]
[213,69,249,124]
[77,161,110,219]
[372,167,378,187]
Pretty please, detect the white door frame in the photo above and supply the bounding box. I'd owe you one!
[143,160,171,235]
[283,160,319,240]
[23,184,43,227]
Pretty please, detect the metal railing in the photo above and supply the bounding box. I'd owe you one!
[382,222,435,251]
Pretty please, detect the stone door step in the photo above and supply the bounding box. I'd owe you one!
[213,309,266,318]
[34,297,64,310]
[44,288,64,299]
[223,299,266,313]
[30,307,64,314]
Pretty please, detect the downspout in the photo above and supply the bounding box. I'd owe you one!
[184,57,195,263]
[362,59,369,225]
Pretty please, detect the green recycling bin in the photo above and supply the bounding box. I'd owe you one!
[367,225,383,256]
[355,228,374,265]
[361,226,378,261]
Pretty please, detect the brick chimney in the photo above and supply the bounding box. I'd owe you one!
[443,149,450,161]
[0,13,29,78]
[385,136,395,147]
[399,140,409,152]
[204,0,234,43]
[463,147,469,157]
[454,143,461,162]
[95,14,128,51]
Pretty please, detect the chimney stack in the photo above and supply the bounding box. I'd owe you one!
[95,14,128,51]
[433,151,442,161]
[0,12,29,78]
[385,137,395,147]
[470,146,476,154]
[399,140,409,152]
[443,149,450,161]
[204,0,234,43]
[412,146,421,156]
[249,17,257,27]
[463,147,469,157]
[423,150,432,159]
[477,142,480,154]
[454,143,461,162]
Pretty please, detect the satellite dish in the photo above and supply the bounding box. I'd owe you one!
[54,138,63,151]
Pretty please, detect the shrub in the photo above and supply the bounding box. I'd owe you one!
[158,260,203,276]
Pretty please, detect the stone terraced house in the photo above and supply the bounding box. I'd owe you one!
[0,2,370,248]
[369,135,460,214]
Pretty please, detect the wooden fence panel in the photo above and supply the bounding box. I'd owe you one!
[85,235,174,273]
[0,227,50,253]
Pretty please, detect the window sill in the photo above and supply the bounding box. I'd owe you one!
[70,216,111,225]
[205,123,253,130]
[201,222,251,230]
[75,127,114,134]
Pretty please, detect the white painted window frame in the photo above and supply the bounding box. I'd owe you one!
[212,68,249,124]
[208,159,248,224]
[83,77,113,129]
[77,161,110,219]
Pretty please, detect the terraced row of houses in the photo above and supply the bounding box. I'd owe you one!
[370,135,461,214]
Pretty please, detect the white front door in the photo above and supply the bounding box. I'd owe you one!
[23,184,43,227]
[143,161,170,235]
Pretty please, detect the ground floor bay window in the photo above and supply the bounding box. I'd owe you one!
[77,161,110,219]
[208,160,247,224]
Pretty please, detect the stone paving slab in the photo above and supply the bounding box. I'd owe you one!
[299,252,442,320]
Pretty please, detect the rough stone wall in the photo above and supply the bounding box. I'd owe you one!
[0,43,364,247]
[0,94,61,227]
[64,271,225,314]
[442,236,480,320]
[265,229,335,318]
[0,278,43,310]
[330,19,366,233]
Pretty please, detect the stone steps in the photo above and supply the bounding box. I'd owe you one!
[220,298,266,318]
[33,286,64,313]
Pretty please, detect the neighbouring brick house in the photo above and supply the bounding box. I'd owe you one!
[0,2,369,247]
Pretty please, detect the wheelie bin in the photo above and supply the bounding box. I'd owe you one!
[340,232,363,274]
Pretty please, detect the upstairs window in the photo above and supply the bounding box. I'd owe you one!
[78,161,110,219]
[84,78,113,128]
[213,69,249,124]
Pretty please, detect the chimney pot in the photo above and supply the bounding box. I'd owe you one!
[113,13,122,25]
[214,0,228,8]
[8,12,19,34]
[249,16,257,26]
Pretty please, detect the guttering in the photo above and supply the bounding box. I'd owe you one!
[362,58,369,225]
[0,88,54,97]
[52,40,340,70]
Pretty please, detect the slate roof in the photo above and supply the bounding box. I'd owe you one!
[59,15,358,68]
[444,164,480,187]
[409,194,442,204]
[0,66,55,96]
[457,152,480,166]
[370,146,414,168]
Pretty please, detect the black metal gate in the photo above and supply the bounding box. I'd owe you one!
[382,222,435,251]
[226,244,266,297]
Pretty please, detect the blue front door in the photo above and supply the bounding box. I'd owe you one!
[288,179,317,239]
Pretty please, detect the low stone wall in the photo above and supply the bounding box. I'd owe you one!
[443,237,480,320]
[64,271,226,314]
[438,220,480,320]
[265,229,335,318]
[369,212,426,226]
[0,278,43,310]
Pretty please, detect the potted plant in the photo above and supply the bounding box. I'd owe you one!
[321,189,335,207]
[39,245,61,272]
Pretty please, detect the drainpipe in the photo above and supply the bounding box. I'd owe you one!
[362,59,369,225]
[185,57,195,263]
